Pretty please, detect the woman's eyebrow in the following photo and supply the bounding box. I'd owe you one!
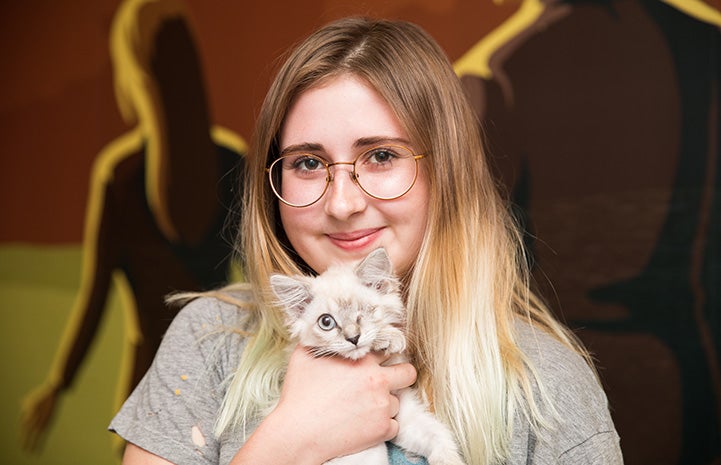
[280,137,412,156]
[279,142,324,155]
[353,136,412,148]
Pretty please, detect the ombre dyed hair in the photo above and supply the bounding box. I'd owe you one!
[218,17,591,464]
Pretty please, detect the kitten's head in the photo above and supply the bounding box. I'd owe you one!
[269,248,405,359]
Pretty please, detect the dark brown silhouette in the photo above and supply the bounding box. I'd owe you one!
[457,0,721,463]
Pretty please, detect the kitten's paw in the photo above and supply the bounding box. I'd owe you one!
[385,334,406,354]
[426,451,466,465]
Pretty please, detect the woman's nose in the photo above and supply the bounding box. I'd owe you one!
[323,167,367,220]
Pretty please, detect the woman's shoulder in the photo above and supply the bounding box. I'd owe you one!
[513,318,608,415]
[169,285,257,333]
[514,319,598,393]
[512,319,622,463]
[161,287,258,364]
[109,289,257,464]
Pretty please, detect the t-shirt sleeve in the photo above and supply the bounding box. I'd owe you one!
[553,353,623,465]
[109,297,246,464]
[559,429,624,464]
[514,321,623,464]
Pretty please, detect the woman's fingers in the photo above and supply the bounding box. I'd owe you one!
[384,418,400,442]
[366,351,417,391]
[389,393,400,418]
[277,345,416,456]
[386,361,417,391]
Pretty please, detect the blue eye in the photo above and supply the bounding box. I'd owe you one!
[317,314,337,331]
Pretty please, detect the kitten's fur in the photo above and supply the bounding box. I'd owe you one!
[270,248,465,465]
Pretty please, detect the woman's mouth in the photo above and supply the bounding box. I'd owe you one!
[326,228,383,251]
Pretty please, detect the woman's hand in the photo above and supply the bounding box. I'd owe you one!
[231,345,417,465]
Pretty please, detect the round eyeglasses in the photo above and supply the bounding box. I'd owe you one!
[268,144,426,208]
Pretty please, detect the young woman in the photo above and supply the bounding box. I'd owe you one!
[110,17,622,465]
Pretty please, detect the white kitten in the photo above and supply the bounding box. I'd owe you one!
[270,248,465,465]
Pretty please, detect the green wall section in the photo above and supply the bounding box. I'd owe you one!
[0,245,124,465]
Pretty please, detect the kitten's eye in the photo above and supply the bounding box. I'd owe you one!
[317,314,337,331]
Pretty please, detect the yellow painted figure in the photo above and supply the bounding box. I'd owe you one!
[20,0,245,451]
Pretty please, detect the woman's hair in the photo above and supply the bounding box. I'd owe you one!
[219,17,590,464]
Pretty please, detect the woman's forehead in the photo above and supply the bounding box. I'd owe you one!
[279,74,411,153]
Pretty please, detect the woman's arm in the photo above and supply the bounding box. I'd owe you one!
[230,346,416,465]
[122,443,174,465]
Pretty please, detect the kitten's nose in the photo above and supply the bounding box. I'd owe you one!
[346,334,360,346]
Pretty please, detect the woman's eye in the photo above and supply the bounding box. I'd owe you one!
[317,314,337,331]
[290,156,324,171]
[367,148,396,164]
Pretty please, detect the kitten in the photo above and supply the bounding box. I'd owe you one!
[270,248,465,465]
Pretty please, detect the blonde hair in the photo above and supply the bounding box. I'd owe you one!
[219,17,590,464]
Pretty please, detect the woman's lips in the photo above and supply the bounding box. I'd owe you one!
[326,228,383,251]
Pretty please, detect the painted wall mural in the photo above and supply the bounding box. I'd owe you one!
[18,0,246,456]
[456,1,721,464]
[1,1,719,464]
[1,1,253,463]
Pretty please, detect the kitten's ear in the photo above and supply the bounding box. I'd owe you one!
[356,248,398,294]
[269,274,312,319]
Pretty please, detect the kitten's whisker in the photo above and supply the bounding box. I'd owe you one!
[309,346,340,358]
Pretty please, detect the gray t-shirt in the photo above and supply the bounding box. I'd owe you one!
[109,297,622,464]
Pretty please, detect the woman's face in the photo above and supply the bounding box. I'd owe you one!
[277,74,430,275]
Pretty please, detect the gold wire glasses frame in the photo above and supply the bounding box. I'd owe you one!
[267,144,426,208]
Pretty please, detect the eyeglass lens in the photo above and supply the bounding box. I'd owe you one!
[269,145,419,207]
